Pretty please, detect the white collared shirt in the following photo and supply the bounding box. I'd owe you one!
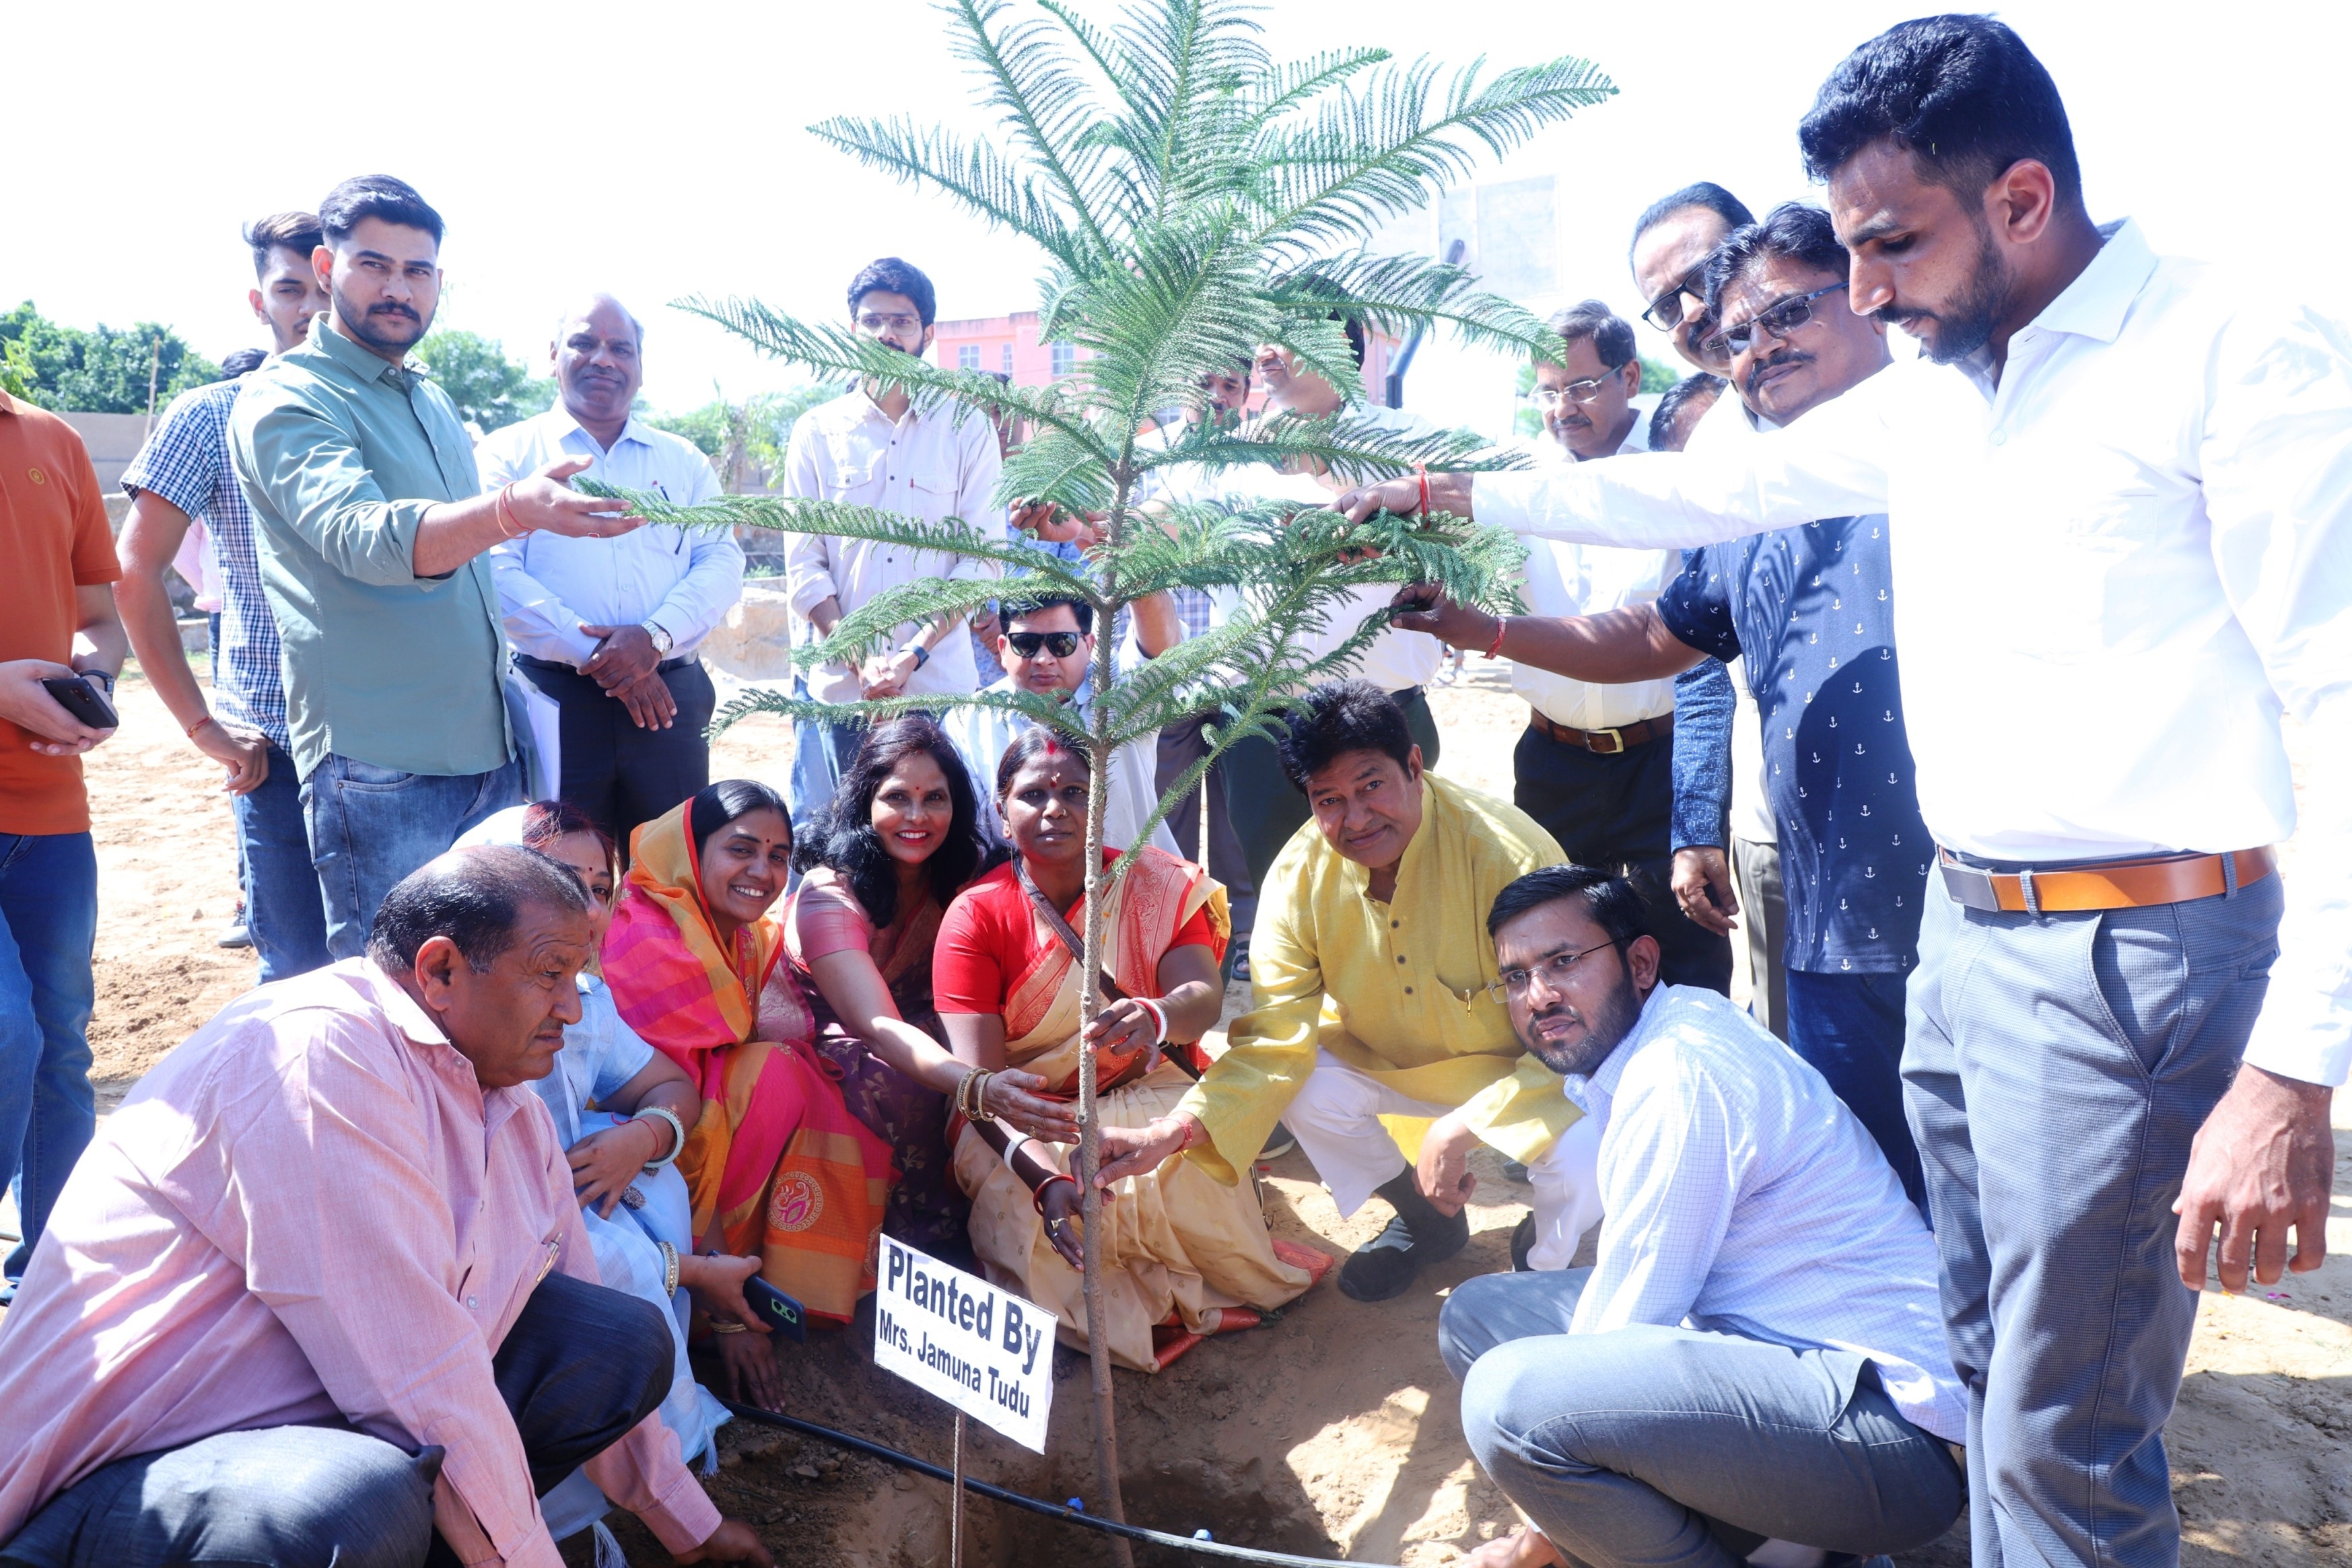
[478,408,740,666]
[1566,985,1966,1443]
[1512,410,1683,729]
[1479,221,2352,1086]
[782,388,1003,703]
[946,674,1181,858]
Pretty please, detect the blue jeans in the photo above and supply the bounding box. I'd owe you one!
[0,833,98,1289]
[238,742,331,983]
[1904,871,2281,1568]
[0,1271,672,1568]
[1443,1269,1964,1568]
[786,676,866,837]
[301,754,523,962]
[1785,969,1924,1209]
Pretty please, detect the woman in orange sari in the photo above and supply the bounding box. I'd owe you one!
[602,779,892,1407]
[934,731,1329,1372]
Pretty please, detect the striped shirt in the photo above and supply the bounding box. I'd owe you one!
[121,377,289,750]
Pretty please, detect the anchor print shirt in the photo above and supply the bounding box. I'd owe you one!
[1657,515,1929,974]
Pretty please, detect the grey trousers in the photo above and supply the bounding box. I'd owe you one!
[2,1271,673,1568]
[1443,1270,1964,1568]
[1903,871,2282,1568]
[1731,836,1788,1042]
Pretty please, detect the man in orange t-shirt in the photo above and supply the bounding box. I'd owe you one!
[0,390,127,1300]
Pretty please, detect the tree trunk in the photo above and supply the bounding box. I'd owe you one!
[1075,496,1136,1567]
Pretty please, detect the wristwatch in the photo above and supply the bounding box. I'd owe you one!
[905,643,930,670]
[642,621,674,657]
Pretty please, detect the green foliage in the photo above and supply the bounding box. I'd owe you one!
[619,0,1616,878]
[1639,353,1681,393]
[0,301,221,413]
[650,380,846,491]
[417,329,554,433]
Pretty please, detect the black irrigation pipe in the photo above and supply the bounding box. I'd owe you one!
[720,1400,1403,1568]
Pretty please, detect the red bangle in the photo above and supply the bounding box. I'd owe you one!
[1415,462,1430,516]
[1482,616,1507,660]
[1031,1172,1080,1215]
[185,714,216,740]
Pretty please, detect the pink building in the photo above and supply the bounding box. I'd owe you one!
[931,311,1402,405]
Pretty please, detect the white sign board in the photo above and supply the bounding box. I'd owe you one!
[873,1236,1055,1453]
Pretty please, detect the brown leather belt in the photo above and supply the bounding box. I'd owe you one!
[1937,846,2275,915]
[1528,707,1672,754]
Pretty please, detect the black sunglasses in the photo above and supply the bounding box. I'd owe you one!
[1005,631,1082,658]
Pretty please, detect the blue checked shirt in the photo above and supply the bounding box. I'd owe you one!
[122,378,289,750]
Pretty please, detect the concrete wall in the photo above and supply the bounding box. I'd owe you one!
[54,410,155,506]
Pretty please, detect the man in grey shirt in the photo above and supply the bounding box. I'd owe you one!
[233,175,633,957]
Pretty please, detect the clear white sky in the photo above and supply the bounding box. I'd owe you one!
[10,1,2343,429]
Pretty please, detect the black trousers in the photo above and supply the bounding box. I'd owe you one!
[519,657,717,855]
[1512,722,1732,995]
[1224,686,1443,910]
[3,1271,672,1568]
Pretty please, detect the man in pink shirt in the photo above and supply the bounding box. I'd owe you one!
[0,850,770,1568]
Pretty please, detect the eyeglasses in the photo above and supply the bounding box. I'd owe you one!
[1532,367,1631,408]
[856,311,923,334]
[1482,939,1621,1005]
[1700,281,1849,361]
[1005,631,1082,658]
[1640,265,1706,332]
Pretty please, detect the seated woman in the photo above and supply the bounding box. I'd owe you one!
[452,801,769,1534]
[788,717,1076,1267]
[934,729,1331,1373]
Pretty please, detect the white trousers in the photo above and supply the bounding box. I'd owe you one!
[1283,1050,1603,1270]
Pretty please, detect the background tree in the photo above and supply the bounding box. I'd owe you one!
[598,0,1613,1540]
[0,302,220,413]
[652,380,847,492]
[417,327,555,432]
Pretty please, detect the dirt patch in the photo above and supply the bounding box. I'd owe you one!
[50,665,2352,1567]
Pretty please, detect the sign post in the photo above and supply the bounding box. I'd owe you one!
[872,1234,1058,1546]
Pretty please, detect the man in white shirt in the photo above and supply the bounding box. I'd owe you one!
[1509,301,1729,995]
[1441,865,1965,1568]
[947,594,1179,857]
[1217,325,1447,909]
[782,258,1002,830]
[1344,19,2345,1568]
[479,296,742,849]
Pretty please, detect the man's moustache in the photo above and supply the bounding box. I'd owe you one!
[370,304,421,320]
[1745,351,1811,394]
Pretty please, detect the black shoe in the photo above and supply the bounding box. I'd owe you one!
[1257,1121,1296,1160]
[1509,1213,1536,1271]
[1338,1172,1470,1302]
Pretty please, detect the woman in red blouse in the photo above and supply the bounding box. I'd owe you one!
[934,729,1328,1371]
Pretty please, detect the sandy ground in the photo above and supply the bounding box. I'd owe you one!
[24,661,2352,1566]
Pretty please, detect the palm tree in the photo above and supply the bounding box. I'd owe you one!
[598,0,1613,1541]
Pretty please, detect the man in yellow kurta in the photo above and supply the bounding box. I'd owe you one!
[1099,680,1597,1302]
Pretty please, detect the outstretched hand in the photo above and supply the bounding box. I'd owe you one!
[512,456,645,540]
[1387,583,1496,647]
[677,1519,774,1568]
[1038,1176,1088,1269]
[1095,1114,1196,1186]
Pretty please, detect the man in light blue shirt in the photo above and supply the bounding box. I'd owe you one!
[478,296,742,849]
[1439,866,1964,1568]
[232,176,648,959]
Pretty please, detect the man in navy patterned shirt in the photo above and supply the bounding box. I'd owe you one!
[115,213,333,983]
[1395,205,1929,1203]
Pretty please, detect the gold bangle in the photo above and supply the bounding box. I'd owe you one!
[709,1318,749,1334]
[658,1242,680,1296]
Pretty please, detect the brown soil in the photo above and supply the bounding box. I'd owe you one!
[50,666,2352,1566]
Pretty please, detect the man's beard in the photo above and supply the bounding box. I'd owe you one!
[1519,956,1645,1079]
[1875,215,2010,365]
[337,282,427,353]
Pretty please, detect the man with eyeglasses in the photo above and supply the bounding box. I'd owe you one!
[1510,302,1731,999]
[1097,680,1603,1304]
[782,256,1002,829]
[1439,865,1964,1568]
[1395,206,1927,1205]
[946,594,1179,856]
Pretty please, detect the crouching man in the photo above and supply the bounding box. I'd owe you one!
[1099,680,1602,1302]
[0,849,770,1568]
[1444,865,1963,1568]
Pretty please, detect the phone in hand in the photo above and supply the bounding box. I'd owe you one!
[742,1276,807,1343]
[41,675,120,731]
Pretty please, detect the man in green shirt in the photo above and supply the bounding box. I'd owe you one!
[233,175,638,959]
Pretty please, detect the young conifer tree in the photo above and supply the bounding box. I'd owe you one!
[600,0,1612,1537]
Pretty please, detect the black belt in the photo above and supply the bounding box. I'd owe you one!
[516,653,698,676]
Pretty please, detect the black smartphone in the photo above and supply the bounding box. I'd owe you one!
[41,675,120,731]
[742,1276,807,1343]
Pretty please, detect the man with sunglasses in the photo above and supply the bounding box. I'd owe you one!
[1511,302,1731,999]
[946,594,1179,857]
[1343,20,2350,1566]
[1395,206,1926,1205]
[1439,865,1963,1568]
